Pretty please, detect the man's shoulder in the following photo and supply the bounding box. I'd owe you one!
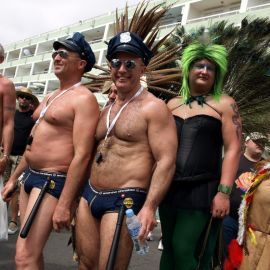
[208,94,236,113]
[75,85,93,95]
[219,94,236,104]
[167,96,181,109]
[142,92,171,119]
[144,91,167,109]
[72,86,99,110]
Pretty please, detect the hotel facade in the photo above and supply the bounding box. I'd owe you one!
[1,0,269,104]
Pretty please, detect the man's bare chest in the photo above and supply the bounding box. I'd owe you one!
[34,101,74,128]
[96,106,147,142]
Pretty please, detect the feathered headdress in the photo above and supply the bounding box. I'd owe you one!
[180,42,228,102]
[171,18,270,135]
[84,2,270,136]
[84,1,181,100]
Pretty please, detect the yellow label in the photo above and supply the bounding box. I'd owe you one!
[123,197,134,208]
[49,180,55,190]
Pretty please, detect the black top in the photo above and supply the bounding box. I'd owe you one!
[162,115,223,210]
[11,110,34,156]
[229,154,257,220]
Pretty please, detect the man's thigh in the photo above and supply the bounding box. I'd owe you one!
[16,188,58,257]
[76,198,100,269]
[99,212,133,270]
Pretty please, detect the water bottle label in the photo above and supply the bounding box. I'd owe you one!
[128,226,140,238]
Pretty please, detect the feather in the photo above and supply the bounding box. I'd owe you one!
[84,1,181,100]
[227,239,243,268]
[170,17,270,134]
[224,258,234,270]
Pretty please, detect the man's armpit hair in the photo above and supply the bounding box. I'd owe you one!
[230,103,241,140]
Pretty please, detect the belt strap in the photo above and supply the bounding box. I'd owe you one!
[89,183,147,195]
[29,167,66,178]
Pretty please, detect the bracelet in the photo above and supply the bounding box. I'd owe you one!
[218,184,232,195]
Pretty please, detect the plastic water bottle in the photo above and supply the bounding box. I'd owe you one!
[125,208,149,255]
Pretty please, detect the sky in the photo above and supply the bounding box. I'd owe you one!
[0,0,141,46]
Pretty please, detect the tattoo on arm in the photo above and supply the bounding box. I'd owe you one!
[230,103,241,140]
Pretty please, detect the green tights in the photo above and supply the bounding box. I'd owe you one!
[159,205,220,270]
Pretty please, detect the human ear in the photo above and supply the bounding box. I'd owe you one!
[79,60,87,71]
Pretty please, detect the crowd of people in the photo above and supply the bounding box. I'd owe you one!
[0,29,269,270]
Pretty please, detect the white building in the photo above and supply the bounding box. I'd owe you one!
[1,0,269,103]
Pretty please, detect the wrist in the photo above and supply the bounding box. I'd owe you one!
[218,184,232,196]
[217,191,230,199]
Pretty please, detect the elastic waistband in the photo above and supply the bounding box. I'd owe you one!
[28,167,66,178]
[89,183,147,195]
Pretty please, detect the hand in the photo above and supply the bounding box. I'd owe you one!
[0,156,8,175]
[52,204,71,232]
[1,179,17,202]
[137,206,157,241]
[211,192,230,218]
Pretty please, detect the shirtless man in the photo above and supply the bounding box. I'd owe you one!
[2,32,99,269]
[76,32,177,270]
[0,43,16,175]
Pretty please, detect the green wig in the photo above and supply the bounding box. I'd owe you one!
[180,42,228,102]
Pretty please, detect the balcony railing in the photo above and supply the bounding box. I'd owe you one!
[247,3,270,11]
[7,57,19,62]
[187,9,239,24]
[32,70,49,75]
[159,22,180,31]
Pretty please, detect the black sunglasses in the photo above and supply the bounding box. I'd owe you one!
[52,50,69,59]
[110,59,137,70]
[18,95,32,101]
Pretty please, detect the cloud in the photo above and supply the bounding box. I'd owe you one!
[0,0,141,45]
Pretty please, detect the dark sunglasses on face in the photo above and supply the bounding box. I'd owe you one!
[192,63,215,73]
[52,50,69,59]
[110,59,137,70]
[253,139,266,146]
[18,95,32,101]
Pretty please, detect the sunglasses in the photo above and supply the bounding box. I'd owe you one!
[52,50,69,59]
[192,63,215,73]
[18,95,32,101]
[110,59,137,70]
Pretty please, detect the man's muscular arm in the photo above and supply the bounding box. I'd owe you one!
[52,92,99,232]
[0,79,16,174]
[137,99,177,240]
[211,96,241,218]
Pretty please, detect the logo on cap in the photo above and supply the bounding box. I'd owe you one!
[120,32,131,43]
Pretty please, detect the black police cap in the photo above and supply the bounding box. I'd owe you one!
[53,32,95,72]
[106,32,153,66]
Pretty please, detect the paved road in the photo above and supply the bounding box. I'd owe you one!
[0,223,162,270]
